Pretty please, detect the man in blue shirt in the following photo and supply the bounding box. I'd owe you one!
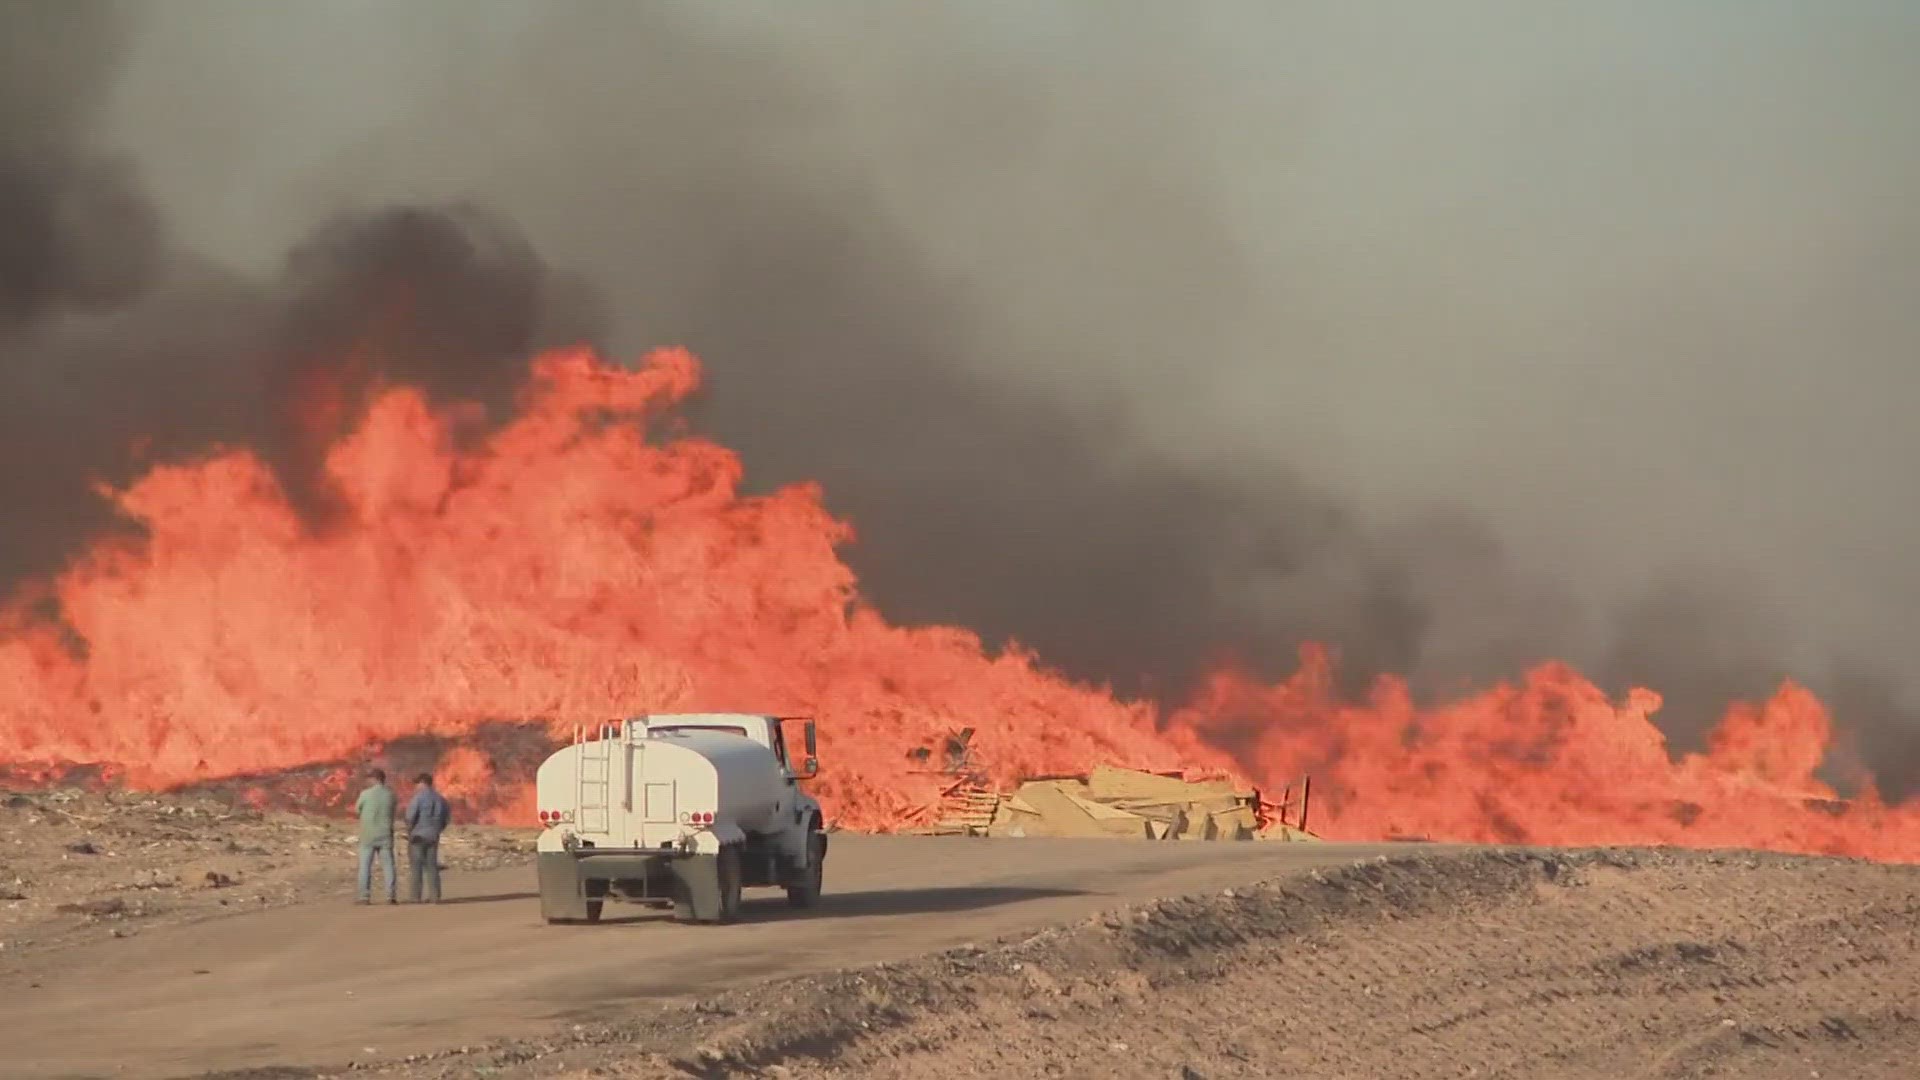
[404,772,454,904]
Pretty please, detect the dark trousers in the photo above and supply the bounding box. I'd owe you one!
[408,837,442,902]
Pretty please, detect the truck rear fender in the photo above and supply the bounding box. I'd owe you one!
[689,822,744,854]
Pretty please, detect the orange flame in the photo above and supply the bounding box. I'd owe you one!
[1,347,1915,861]
[1173,652,1914,858]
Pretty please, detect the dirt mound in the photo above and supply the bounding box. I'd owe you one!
[342,847,1919,1080]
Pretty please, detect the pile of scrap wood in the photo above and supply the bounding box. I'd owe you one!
[909,764,1317,842]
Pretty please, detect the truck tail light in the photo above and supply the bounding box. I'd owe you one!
[679,810,715,826]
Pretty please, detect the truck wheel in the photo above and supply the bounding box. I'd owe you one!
[786,831,826,908]
[547,894,605,925]
[716,845,744,923]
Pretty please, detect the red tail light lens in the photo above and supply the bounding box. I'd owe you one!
[701,811,715,824]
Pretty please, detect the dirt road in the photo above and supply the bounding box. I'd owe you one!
[0,835,1407,1079]
[642,847,1920,1080]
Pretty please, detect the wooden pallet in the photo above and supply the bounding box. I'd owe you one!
[906,782,1002,836]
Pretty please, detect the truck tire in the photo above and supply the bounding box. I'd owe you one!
[716,845,744,923]
[786,830,826,908]
[549,890,605,926]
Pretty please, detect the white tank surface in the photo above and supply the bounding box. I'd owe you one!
[648,727,787,836]
[535,713,821,857]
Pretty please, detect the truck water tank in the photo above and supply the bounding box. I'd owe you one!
[650,729,787,835]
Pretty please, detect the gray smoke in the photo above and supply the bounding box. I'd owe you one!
[0,5,601,571]
[6,3,1920,796]
[0,3,158,328]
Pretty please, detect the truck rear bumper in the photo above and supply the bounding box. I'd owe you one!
[537,849,716,922]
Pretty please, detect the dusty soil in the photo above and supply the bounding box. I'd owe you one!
[345,849,1920,1080]
[1,788,1915,1080]
[0,810,1403,1078]
[0,786,528,958]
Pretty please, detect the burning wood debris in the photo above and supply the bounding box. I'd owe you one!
[904,762,1317,842]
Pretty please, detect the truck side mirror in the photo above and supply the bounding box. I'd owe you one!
[798,756,819,779]
[804,720,817,757]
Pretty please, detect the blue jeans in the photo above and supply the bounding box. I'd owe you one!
[358,836,396,901]
[408,837,441,902]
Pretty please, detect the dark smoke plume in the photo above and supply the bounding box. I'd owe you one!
[0,4,1424,698]
[0,8,598,575]
[262,204,603,522]
[0,3,158,328]
[206,5,1443,697]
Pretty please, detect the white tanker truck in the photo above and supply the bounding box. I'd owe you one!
[533,713,826,925]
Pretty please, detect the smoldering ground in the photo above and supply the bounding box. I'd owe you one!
[5,4,1920,793]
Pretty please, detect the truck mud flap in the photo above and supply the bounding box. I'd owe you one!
[670,849,744,924]
[670,853,719,923]
[537,851,596,923]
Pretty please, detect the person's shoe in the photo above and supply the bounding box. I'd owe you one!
[387,897,398,905]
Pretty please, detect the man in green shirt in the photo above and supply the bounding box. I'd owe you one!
[355,768,399,905]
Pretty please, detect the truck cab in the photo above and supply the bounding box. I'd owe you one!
[534,713,827,925]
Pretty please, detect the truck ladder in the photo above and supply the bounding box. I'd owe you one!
[575,723,618,835]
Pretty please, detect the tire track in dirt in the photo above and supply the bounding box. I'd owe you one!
[404,848,1916,1080]
[14,840,1917,1078]
[0,835,1409,1078]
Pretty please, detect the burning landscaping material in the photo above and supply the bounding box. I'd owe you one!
[908,764,1317,842]
[1,347,1918,859]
